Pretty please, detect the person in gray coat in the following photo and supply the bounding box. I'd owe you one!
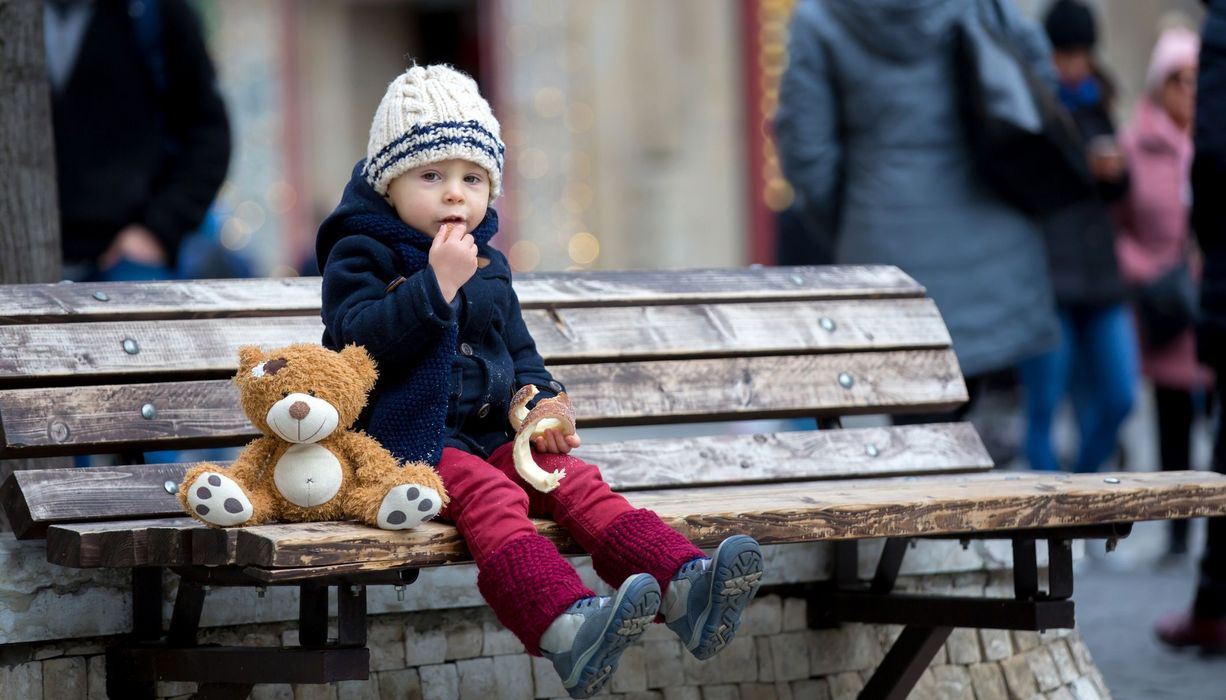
[775,0,1058,391]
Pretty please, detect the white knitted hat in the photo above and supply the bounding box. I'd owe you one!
[364,64,505,201]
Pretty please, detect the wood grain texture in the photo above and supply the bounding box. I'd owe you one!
[0,278,323,324]
[0,266,922,324]
[0,317,325,386]
[0,350,967,457]
[0,299,950,385]
[230,470,1226,569]
[1,423,991,538]
[45,517,198,568]
[41,470,1226,569]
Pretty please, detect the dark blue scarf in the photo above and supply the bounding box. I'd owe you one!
[346,209,499,465]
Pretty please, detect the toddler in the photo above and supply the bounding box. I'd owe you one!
[316,64,763,698]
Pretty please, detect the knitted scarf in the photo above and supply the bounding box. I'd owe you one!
[345,209,499,465]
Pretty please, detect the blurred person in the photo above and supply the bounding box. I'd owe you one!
[47,0,230,282]
[1015,0,1137,474]
[1156,0,1226,652]
[775,0,1059,419]
[1115,27,1209,555]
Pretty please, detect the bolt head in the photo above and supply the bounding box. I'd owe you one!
[1103,477,1121,484]
[122,338,140,355]
[819,317,836,332]
[838,372,854,389]
[865,444,879,458]
[92,291,110,302]
[141,403,157,420]
[163,480,177,494]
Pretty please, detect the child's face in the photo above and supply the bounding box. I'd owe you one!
[385,159,490,236]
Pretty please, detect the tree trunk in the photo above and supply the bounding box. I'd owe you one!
[0,0,61,284]
[0,0,64,533]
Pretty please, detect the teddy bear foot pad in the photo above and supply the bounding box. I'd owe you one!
[376,484,442,530]
[186,472,254,526]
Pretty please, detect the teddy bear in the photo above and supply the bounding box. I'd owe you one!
[178,343,447,530]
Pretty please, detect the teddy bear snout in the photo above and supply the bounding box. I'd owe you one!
[289,401,311,420]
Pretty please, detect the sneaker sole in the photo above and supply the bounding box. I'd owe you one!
[565,573,661,698]
[688,535,764,660]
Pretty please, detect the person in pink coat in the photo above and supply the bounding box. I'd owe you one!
[1115,26,1211,555]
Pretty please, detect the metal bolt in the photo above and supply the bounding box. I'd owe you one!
[838,372,854,389]
[395,585,406,602]
[865,444,879,458]
[1105,538,1119,553]
[350,585,364,597]
[257,587,267,598]
[819,317,836,332]
[790,274,804,285]
[92,291,109,302]
[163,480,177,494]
[49,421,70,443]
[141,403,157,420]
[1103,477,1120,484]
[122,338,140,355]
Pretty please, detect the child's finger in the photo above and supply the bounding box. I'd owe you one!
[565,433,582,448]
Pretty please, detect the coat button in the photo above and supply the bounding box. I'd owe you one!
[460,343,474,356]
[549,381,562,391]
[477,403,491,418]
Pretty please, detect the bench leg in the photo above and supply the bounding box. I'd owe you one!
[107,567,163,699]
[169,579,207,645]
[859,625,952,700]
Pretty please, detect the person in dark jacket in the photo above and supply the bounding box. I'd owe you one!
[1155,0,1226,652]
[317,65,763,699]
[46,0,230,280]
[1015,0,1137,474]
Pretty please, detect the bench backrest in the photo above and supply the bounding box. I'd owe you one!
[0,266,991,539]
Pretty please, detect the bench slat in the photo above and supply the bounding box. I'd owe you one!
[0,350,967,457]
[3,423,991,540]
[225,470,1226,568]
[41,471,1226,569]
[0,266,923,324]
[0,299,951,386]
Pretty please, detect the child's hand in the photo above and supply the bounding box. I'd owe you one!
[534,429,581,454]
[430,223,478,302]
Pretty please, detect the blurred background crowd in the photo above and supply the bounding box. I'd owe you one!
[28,0,1226,693]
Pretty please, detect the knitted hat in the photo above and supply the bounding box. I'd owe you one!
[1145,27,1200,97]
[364,64,505,201]
[1044,0,1097,50]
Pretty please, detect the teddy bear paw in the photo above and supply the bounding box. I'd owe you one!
[376,484,443,530]
[186,472,253,526]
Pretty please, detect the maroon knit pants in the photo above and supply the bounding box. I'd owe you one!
[435,442,703,654]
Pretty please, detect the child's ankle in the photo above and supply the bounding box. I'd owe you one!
[540,596,599,655]
[661,556,710,622]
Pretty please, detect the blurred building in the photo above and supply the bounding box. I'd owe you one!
[196,0,1204,276]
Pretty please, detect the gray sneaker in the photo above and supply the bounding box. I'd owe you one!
[663,535,764,660]
[543,573,661,698]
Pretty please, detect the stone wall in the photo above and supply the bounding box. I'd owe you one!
[0,571,1112,700]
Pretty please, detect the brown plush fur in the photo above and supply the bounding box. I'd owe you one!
[177,343,447,528]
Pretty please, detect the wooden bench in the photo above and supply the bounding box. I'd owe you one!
[2,265,1225,700]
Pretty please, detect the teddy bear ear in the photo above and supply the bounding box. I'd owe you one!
[340,344,378,391]
[237,346,265,373]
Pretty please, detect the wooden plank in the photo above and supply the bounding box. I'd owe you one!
[579,422,990,490]
[0,278,323,324]
[512,266,925,307]
[1,423,990,539]
[45,517,198,568]
[0,299,950,386]
[191,527,238,565]
[0,350,967,457]
[0,267,922,324]
[1,464,187,539]
[230,471,1226,569]
[0,317,323,387]
[523,298,950,364]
